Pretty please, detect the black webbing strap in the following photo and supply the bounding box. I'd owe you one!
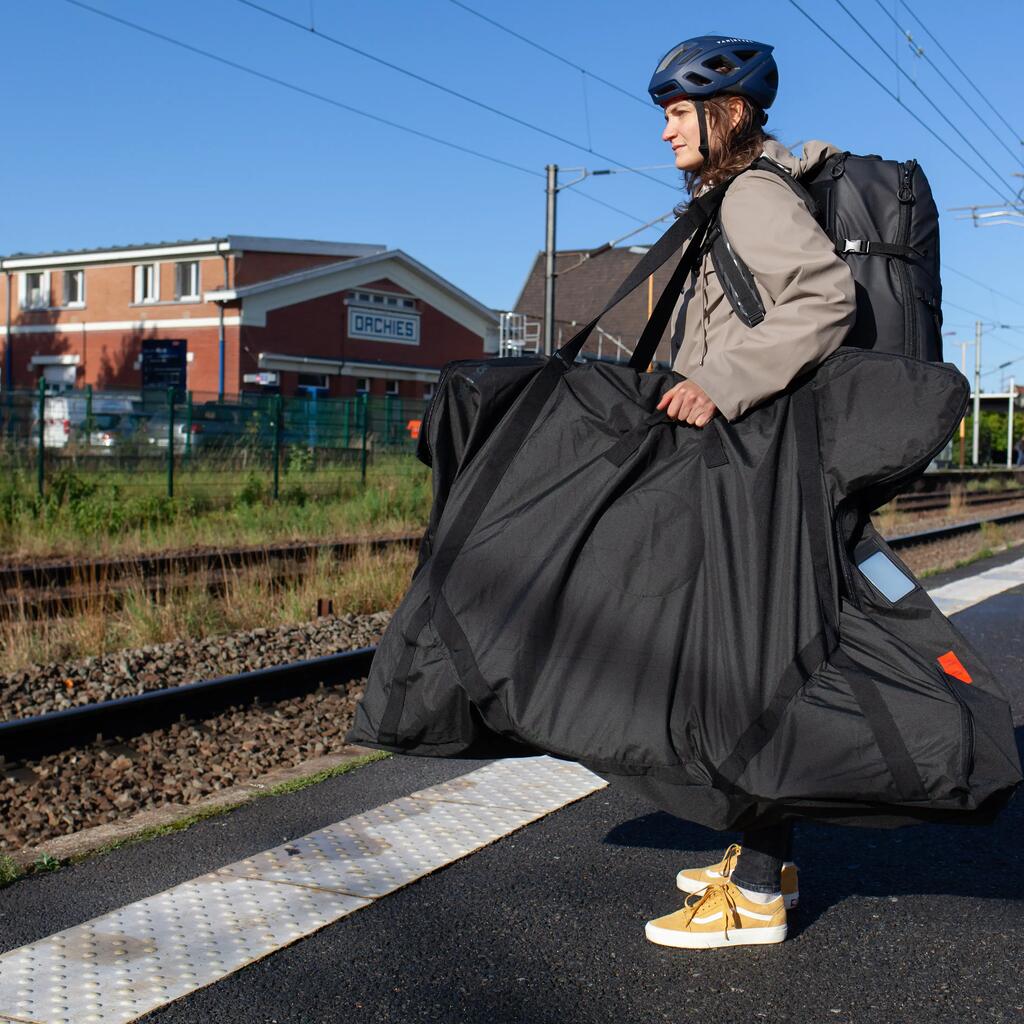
[791,387,840,651]
[627,222,712,372]
[832,648,929,802]
[377,595,433,747]
[431,593,517,735]
[840,239,922,259]
[602,412,730,469]
[712,631,830,791]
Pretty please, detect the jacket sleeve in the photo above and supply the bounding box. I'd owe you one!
[687,170,856,421]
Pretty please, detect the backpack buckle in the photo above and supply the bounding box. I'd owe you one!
[842,238,868,254]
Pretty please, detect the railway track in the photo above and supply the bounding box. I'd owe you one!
[0,646,375,768]
[891,488,1024,514]
[0,534,423,621]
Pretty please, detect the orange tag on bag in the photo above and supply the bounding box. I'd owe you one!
[938,651,973,684]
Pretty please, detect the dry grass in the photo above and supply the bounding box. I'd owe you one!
[0,545,418,675]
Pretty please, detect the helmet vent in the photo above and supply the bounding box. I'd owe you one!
[732,48,759,61]
[765,69,779,89]
[684,72,712,86]
[703,55,737,74]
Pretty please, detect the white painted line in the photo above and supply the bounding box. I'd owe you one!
[0,757,606,1024]
[926,554,1024,616]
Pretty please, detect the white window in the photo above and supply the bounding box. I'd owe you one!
[402,298,415,309]
[19,271,50,310]
[423,383,435,400]
[133,263,159,303]
[355,377,369,394]
[174,260,200,301]
[385,379,400,396]
[63,269,85,307]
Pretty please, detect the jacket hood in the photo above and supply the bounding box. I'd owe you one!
[761,138,841,178]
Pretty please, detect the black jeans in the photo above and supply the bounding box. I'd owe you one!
[729,822,794,894]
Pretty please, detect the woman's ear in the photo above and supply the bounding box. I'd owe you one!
[728,96,746,131]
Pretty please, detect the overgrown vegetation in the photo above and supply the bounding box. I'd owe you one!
[0,455,431,561]
[0,545,418,673]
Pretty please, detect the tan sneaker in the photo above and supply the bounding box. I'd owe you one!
[645,881,787,949]
[676,844,799,909]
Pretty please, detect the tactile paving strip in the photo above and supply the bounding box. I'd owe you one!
[0,874,368,1024]
[927,554,1024,615]
[0,756,606,1023]
[218,758,606,897]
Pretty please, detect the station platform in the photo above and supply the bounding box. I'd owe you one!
[1,549,1022,1024]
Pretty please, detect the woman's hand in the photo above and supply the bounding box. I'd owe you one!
[656,380,718,427]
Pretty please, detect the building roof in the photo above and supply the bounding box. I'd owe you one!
[0,236,386,269]
[206,248,499,347]
[513,245,681,364]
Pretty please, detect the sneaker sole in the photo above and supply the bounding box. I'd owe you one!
[645,920,788,949]
[675,873,799,910]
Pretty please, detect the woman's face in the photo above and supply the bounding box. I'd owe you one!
[661,99,704,172]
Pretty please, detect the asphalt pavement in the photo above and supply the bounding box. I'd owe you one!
[2,553,1022,1024]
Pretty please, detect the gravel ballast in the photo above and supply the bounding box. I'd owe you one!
[0,680,368,853]
[0,612,390,722]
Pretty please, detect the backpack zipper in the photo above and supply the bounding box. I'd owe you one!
[894,161,918,358]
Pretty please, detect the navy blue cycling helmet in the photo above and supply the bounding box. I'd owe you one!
[648,35,778,109]
[649,36,777,163]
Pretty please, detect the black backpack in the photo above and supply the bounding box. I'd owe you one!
[708,153,943,361]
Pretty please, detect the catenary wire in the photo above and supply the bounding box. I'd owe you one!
[446,0,649,108]
[62,0,537,178]
[61,0,667,231]
[942,264,1024,311]
[234,0,677,192]
[900,0,1024,149]
[869,0,1024,170]
[785,0,1017,205]
[830,0,1018,204]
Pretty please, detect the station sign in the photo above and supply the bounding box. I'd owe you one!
[348,307,420,345]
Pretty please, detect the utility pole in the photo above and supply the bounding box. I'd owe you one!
[543,164,558,357]
[972,320,983,466]
[953,337,971,470]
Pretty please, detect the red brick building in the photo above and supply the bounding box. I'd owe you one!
[0,236,498,399]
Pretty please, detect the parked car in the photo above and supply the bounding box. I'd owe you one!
[86,412,144,453]
[30,394,137,450]
[141,413,205,452]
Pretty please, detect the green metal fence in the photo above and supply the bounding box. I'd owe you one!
[0,384,429,500]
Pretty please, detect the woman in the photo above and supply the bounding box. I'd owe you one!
[642,35,856,948]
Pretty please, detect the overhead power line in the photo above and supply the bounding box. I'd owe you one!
[900,0,1024,151]
[942,264,1024,311]
[829,0,1018,205]
[61,0,663,230]
[234,0,676,192]
[446,0,648,108]
[869,0,1023,171]
[62,0,537,178]
[785,0,1017,205]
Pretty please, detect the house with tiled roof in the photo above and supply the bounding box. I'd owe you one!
[512,246,681,364]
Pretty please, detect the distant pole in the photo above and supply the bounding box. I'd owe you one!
[166,387,175,499]
[272,392,283,500]
[543,164,558,357]
[1008,377,1016,469]
[360,391,369,485]
[37,377,45,497]
[956,340,970,470]
[972,321,982,466]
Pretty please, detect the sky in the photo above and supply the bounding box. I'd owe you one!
[4,0,1024,385]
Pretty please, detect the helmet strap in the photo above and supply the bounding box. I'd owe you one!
[694,99,710,163]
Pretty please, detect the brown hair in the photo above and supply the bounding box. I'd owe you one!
[684,94,776,193]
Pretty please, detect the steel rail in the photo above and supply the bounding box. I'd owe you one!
[886,509,1024,549]
[0,534,422,592]
[0,647,376,766]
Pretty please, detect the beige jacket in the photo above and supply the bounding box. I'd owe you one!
[670,139,856,421]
